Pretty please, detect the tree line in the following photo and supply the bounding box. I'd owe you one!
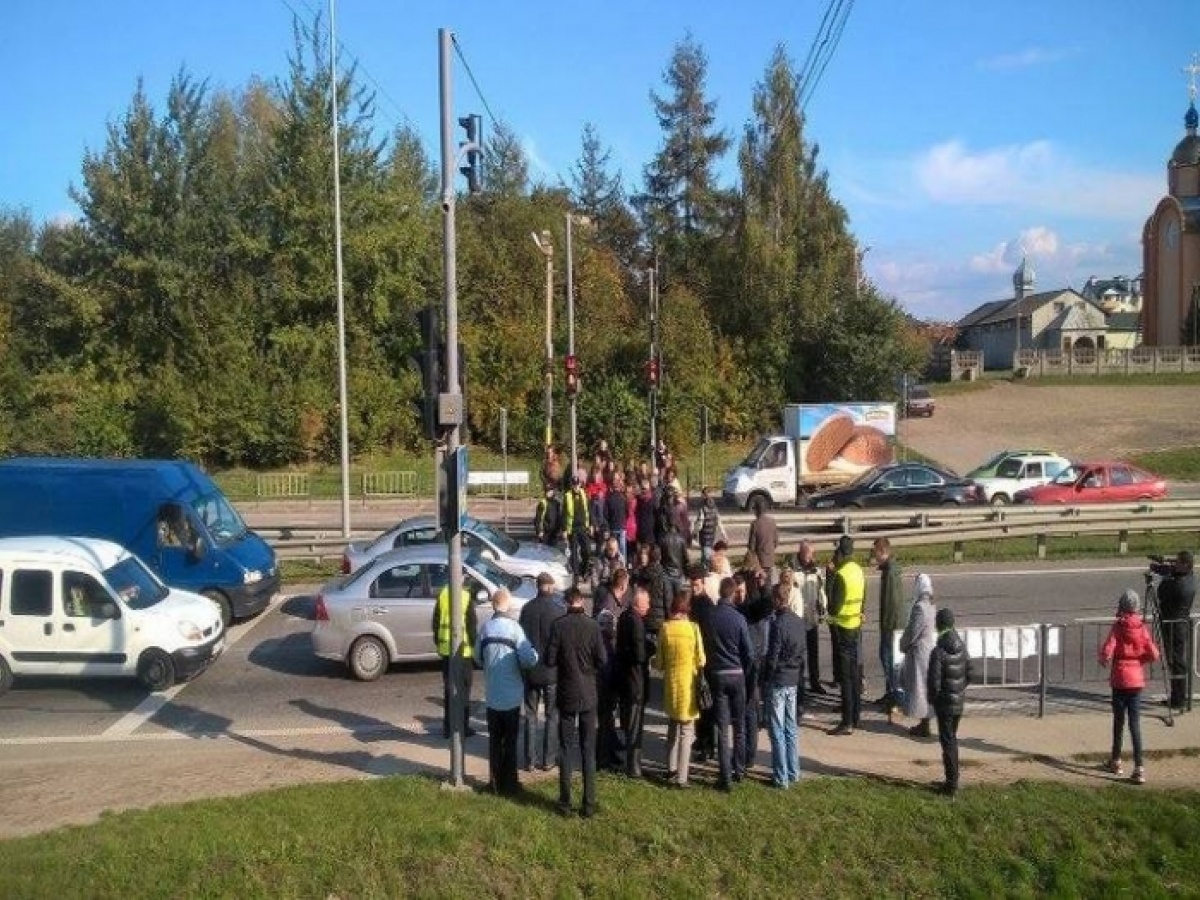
[0,19,926,469]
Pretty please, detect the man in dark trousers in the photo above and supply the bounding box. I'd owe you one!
[545,586,607,818]
[535,486,563,548]
[747,503,779,585]
[616,584,653,777]
[605,474,629,559]
[593,568,628,772]
[871,537,905,715]
[518,573,564,771]
[927,607,973,797]
[734,567,772,772]
[1156,550,1195,709]
[689,566,719,761]
[702,576,755,791]
[826,535,865,736]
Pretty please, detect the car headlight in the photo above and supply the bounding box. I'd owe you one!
[243,569,263,585]
[178,620,203,641]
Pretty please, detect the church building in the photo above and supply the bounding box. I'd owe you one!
[1141,57,1200,346]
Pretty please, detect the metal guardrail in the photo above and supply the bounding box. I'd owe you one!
[259,499,1200,564]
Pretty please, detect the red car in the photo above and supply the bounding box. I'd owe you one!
[1013,461,1167,504]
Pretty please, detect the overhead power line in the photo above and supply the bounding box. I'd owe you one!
[450,33,502,131]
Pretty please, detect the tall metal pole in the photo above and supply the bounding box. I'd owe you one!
[566,214,578,480]
[438,27,466,789]
[648,266,658,456]
[539,232,554,449]
[329,0,352,538]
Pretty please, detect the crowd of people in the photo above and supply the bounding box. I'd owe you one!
[440,442,1193,814]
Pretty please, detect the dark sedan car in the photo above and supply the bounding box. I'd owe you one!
[807,462,985,509]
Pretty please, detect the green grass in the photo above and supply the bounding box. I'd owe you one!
[880,531,1200,567]
[1130,447,1200,482]
[926,379,996,396]
[2,775,1197,897]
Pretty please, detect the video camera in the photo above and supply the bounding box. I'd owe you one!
[1147,554,1175,578]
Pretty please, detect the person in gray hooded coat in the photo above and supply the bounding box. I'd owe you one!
[899,572,937,737]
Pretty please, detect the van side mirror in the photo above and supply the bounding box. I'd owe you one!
[475,589,489,604]
[189,537,207,561]
[98,601,121,620]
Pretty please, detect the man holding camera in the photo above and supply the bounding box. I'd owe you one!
[1152,550,1195,710]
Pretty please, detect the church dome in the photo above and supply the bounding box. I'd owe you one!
[1174,101,1200,166]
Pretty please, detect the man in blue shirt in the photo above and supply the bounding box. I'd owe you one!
[476,588,539,796]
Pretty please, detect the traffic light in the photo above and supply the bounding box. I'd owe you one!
[565,355,580,396]
[646,357,660,389]
[412,305,442,440]
[458,114,482,194]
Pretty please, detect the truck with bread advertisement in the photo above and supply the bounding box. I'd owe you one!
[720,402,897,511]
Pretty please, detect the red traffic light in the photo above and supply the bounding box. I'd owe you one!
[565,354,578,374]
[646,358,660,387]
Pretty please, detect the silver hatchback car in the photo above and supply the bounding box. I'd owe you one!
[341,515,572,590]
[313,544,537,681]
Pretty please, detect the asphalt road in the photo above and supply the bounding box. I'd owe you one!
[0,560,1182,748]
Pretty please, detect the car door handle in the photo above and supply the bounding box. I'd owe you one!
[63,623,76,632]
[44,623,53,635]
[371,606,389,615]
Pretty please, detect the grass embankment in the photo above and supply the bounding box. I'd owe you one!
[2,776,1196,897]
[1130,447,1200,483]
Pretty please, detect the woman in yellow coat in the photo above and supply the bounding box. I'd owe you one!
[653,590,706,788]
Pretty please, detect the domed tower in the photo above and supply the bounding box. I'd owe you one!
[1141,55,1200,346]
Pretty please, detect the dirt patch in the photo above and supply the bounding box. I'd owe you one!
[901,382,1200,475]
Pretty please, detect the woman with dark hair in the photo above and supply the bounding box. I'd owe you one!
[653,590,706,788]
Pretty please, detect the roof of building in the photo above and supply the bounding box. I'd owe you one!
[1046,304,1102,333]
[956,289,1089,330]
[1107,312,1141,331]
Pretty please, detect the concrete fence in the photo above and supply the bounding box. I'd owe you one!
[1014,345,1200,377]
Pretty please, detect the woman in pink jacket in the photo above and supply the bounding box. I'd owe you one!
[1099,589,1161,785]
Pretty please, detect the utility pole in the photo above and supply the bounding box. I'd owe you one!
[648,265,658,456]
[533,230,554,449]
[438,27,467,790]
[329,0,351,538]
[565,213,591,480]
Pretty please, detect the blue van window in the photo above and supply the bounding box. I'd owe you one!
[192,493,247,546]
[12,570,52,617]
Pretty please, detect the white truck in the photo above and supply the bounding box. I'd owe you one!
[721,402,898,511]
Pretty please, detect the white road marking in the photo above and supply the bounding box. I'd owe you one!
[1,722,428,747]
[99,593,287,739]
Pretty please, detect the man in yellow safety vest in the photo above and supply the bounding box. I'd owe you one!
[432,583,479,739]
[825,535,865,736]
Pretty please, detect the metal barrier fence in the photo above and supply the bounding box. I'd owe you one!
[361,471,418,503]
[256,473,311,502]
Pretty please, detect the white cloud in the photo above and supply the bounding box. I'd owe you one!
[913,139,1161,220]
[977,46,1079,71]
[522,136,554,177]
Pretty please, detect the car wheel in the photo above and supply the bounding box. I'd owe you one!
[991,494,1009,506]
[348,635,389,682]
[204,590,233,627]
[0,656,12,696]
[137,648,176,692]
[846,502,863,509]
[941,500,959,507]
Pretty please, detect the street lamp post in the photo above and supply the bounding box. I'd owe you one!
[532,230,554,449]
[565,213,592,479]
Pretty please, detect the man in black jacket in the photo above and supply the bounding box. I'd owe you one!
[763,582,806,787]
[734,568,773,772]
[518,574,564,771]
[616,585,652,777]
[545,586,607,818]
[689,567,719,761]
[605,475,629,559]
[658,519,689,602]
[927,607,973,797]
[1156,550,1195,710]
[641,545,672,636]
[702,577,755,791]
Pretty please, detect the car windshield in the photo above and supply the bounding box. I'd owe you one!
[740,437,772,468]
[465,517,519,556]
[1052,466,1081,485]
[192,493,247,547]
[466,552,522,591]
[910,387,931,399]
[103,555,169,610]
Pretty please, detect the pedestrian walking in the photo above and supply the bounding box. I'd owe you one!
[653,590,706,788]
[545,586,607,818]
[689,567,719,762]
[616,584,653,777]
[790,541,828,698]
[1100,589,1161,784]
[593,569,627,771]
[764,581,806,787]
[605,474,629,559]
[900,573,937,738]
[703,577,755,791]
[535,485,563,548]
[927,607,974,797]
[563,477,592,581]
[693,486,728,570]
[475,588,538,795]
[747,504,779,586]
[431,582,478,739]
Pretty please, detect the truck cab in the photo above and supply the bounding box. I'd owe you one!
[722,437,796,512]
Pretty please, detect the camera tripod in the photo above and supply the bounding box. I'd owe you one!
[1144,571,1176,728]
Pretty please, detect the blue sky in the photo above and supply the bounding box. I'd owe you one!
[3,1,1197,320]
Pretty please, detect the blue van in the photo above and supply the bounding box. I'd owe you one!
[0,458,278,624]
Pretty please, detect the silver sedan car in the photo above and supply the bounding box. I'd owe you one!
[341,515,571,590]
[313,544,537,680]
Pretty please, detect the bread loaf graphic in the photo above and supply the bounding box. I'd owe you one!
[837,425,891,466]
[805,413,857,471]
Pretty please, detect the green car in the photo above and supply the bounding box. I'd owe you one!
[966,449,1058,480]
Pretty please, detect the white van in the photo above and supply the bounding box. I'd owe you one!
[0,536,225,694]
